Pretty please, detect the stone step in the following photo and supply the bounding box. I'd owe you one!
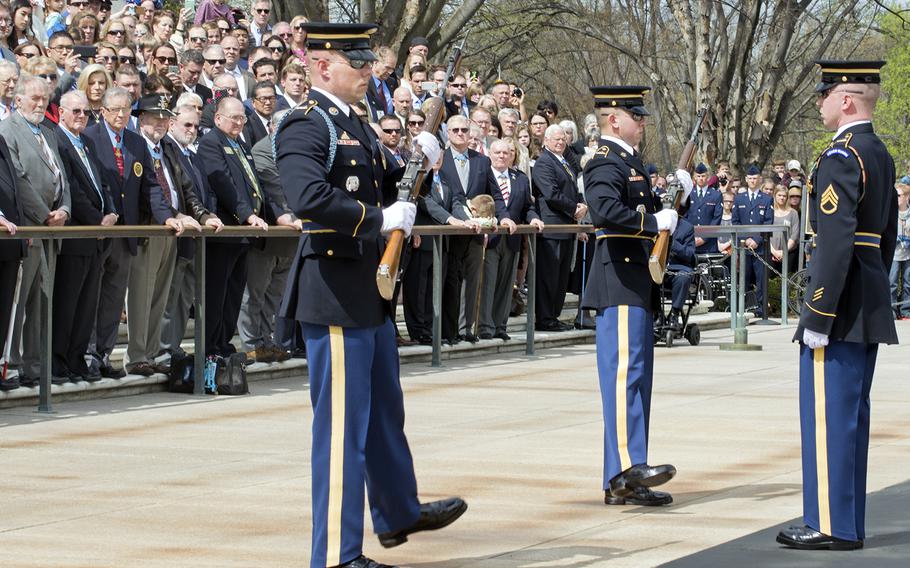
[0,309,746,409]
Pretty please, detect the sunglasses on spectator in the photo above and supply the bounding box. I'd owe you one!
[107,29,125,36]
[449,127,469,133]
[119,56,135,64]
[64,107,89,115]
[189,35,206,42]
[206,58,227,65]
[218,26,231,33]
[99,55,117,62]
[268,45,284,53]
[37,73,58,81]
[254,8,270,14]
[294,24,306,31]
[178,121,199,129]
[381,128,401,134]
[157,56,178,64]
[408,120,425,126]
[450,83,466,88]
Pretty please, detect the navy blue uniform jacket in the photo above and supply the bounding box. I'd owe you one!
[731,190,774,250]
[581,138,661,311]
[275,91,404,327]
[685,186,722,252]
[797,122,897,344]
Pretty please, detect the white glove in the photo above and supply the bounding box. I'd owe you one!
[654,209,678,234]
[381,201,417,237]
[803,329,829,350]
[413,131,442,168]
[675,169,694,202]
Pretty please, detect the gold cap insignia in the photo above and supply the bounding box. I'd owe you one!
[820,184,839,215]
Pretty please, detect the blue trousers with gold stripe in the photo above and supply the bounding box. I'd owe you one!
[596,305,654,486]
[303,319,421,568]
[799,342,877,542]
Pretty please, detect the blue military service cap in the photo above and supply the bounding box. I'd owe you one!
[646,164,658,176]
[814,60,885,93]
[694,163,708,174]
[746,164,761,176]
[301,22,379,62]
[590,85,651,116]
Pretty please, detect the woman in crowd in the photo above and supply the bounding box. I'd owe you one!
[194,0,235,26]
[117,44,138,67]
[77,63,111,126]
[716,193,736,257]
[770,185,799,272]
[202,20,222,45]
[25,56,60,127]
[175,91,203,115]
[476,94,498,115]
[264,35,288,69]
[405,109,426,149]
[151,10,182,49]
[466,82,483,106]
[12,40,42,67]
[70,11,100,45]
[288,15,308,64]
[95,41,119,75]
[144,72,174,97]
[9,0,34,46]
[101,18,129,46]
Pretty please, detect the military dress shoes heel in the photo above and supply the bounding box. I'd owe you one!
[609,463,677,498]
[377,497,468,548]
[334,555,397,568]
[776,526,863,550]
[605,486,673,506]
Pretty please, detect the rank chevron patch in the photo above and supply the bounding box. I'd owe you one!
[820,185,838,215]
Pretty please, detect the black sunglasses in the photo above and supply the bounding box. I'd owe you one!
[381,128,401,134]
[205,58,226,65]
[108,29,125,36]
[157,56,178,64]
[268,45,284,53]
[408,120,425,126]
[119,56,135,63]
[254,8,270,14]
[37,73,58,81]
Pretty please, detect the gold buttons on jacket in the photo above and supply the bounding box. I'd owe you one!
[624,257,630,262]
[327,250,334,256]
[350,159,356,166]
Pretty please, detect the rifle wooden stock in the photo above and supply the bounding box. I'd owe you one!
[376,35,467,300]
[647,108,707,283]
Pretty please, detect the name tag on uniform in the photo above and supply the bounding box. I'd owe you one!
[706,201,716,206]
[738,204,746,208]
[224,146,234,154]
[629,175,645,182]
[337,139,361,146]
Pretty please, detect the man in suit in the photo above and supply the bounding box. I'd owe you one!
[685,162,722,253]
[83,86,179,379]
[275,23,466,568]
[243,109,303,362]
[125,93,221,376]
[438,114,506,343]
[53,91,117,383]
[532,123,586,332]
[377,115,409,167]
[276,62,308,111]
[479,139,543,340]
[403,146,477,344]
[179,49,213,104]
[242,81,274,147]
[222,34,254,101]
[0,135,24,391]
[113,65,143,133]
[732,164,774,317]
[365,46,397,121]
[582,85,691,507]
[0,75,71,387]
[196,96,272,356]
[201,45,226,90]
[777,60,898,551]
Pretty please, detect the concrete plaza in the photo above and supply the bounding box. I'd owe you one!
[1,322,909,567]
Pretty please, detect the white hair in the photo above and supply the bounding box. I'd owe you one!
[559,120,579,142]
[498,108,519,123]
[544,124,566,140]
[175,92,203,109]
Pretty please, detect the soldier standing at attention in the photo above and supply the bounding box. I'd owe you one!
[275,23,467,568]
[777,60,897,551]
[581,86,692,507]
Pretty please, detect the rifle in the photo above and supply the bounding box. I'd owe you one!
[376,32,468,300]
[647,107,707,284]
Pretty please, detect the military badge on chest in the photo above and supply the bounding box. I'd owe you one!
[346,176,360,192]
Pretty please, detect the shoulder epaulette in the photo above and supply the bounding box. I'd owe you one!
[594,145,610,158]
[302,98,318,115]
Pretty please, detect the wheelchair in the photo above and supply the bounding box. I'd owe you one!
[654,267,701,348]
[692,253,731,312]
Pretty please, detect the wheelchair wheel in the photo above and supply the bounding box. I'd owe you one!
[788,269,809,316]
[696,273,713,306]
[685,324,700,346]
[665,329,674,348]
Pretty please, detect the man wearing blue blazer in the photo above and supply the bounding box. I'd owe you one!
[732,164,774,317]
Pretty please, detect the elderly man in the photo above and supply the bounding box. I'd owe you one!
[0,60,16,120]
[201,45,226,89]
[84,87,179,379]
[52,90,116,382]
[479,139,543,340]
[222,34,253,100]
[366,45,397,119]
[532,124,585,332]
[200,73,242,133]
[248,0,271,45]
[392,86,412,128]
[197,96,272,356]
[0,76,71,387]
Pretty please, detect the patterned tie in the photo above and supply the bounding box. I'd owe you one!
[498,172,510,204]
[230,139,264,213]
[454,153,469,192]
[559,156,573,178]
[153,146,175,208]
[27,122,63,200]
[114,133,124,179]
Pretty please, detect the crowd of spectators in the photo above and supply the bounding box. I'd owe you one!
[0,0,857,393]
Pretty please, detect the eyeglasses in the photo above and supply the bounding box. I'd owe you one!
[70,0,88,6]
[157,56,177,64]
[50,43,74,51]
[37,73,58,81]
[449,127,469,133]
[189,35,206,42]
[254,8,270,14]
[205,58,226,65]
[103,106,131,115]
[218,26,231,33]
[99,56,116,63]
[408,120,425,126]
[254,95,276,102]
[218,113,247,124]
[64,107,88,115]
[278,32,292,38]
[381,128,401,134]
[179,121,199,129]
[108,29,125,36]
[119,56,135,64]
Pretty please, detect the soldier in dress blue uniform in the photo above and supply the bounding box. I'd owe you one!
[685,163,722,253]
[731,164,774,316]
[274,23,467,568]
[581,86,693,506]
[777,60,897,551]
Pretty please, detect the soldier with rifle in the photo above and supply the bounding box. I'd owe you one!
[581,85,694,506]
[275,23,466,568]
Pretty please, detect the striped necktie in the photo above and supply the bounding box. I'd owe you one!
[498,172,510,204]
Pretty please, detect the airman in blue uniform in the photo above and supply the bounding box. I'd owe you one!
[581,86,693,507]
[731,164,774,316]
[777,60,897,551]
[275,23,466,568]
[685,163,722,253]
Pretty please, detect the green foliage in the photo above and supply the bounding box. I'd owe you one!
[876,10,910,166]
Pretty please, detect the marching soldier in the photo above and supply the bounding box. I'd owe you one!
[776,60,897,551]
[274,23,467,568]
[581,86,692,506]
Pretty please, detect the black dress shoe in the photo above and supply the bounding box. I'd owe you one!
[17,376,38,388]
[51,375,70,385]
[535,322,564,332]
[605,486,673,506]
[557,321,574,331]
[494,332,511,341]
[99,366,126,379]
[478,332,493,340]
[151,362,171,374]
[0,377,20,391]
[377,497,468,548]
[334,555,397,568]
[416,335,433,345]
[574,321,596,330]
[463,333,479,344]
[776,525,863,550]
[609,463,677,497]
